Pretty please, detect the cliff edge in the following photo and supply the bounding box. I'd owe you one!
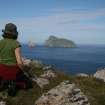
[0,58,105,105]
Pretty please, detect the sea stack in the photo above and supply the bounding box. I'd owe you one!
[28,40,35,48]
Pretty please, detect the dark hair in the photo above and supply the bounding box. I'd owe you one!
[2,23,18,40]
[2,33,18,40]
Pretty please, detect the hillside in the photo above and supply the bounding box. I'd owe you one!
[0,58,105,105]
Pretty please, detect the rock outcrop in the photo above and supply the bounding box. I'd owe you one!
[94,68,105,82]
[22,59,90,105]
[0,57,104,105]
[76,73,89,77]
[35,81,90,105]
[45,36,76,48]
[33,70,56,88]
[0,101,6,105]
[21,58,57,88]
[34,78,49,88]
[40,70,56,79]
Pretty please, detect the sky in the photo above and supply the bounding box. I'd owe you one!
[0,0,105,44]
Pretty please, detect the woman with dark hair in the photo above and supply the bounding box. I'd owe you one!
[0,23,32,96]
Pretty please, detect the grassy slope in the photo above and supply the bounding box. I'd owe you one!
[6,67,105,105]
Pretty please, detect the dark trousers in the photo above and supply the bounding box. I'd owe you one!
[16,70,33,89]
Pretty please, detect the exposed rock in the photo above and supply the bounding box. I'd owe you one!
[34,78,49,88]
[35,81,90,105]
[76,73,89,77]
[0,101,6,105]
[21,59,56,88]
[32,70,56,88]
[94,69,105,82]
[45,36,76,48]
[40,70,56,79]
[22,58,31,66]
[43,65,53,71]
[0,93,7,105]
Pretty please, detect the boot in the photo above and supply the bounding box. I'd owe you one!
[7,80,17,96]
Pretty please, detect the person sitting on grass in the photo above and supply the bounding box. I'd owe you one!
[0,23,33,96]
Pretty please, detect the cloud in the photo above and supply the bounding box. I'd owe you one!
[0,8,105,44]
[0,8,105,30]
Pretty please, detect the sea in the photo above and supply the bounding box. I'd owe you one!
[21,44,105,75]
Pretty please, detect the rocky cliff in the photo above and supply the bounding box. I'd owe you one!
[0,58,105,105]
[45,36,76,48]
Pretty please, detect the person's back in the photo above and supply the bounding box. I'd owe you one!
[0,38,21,65]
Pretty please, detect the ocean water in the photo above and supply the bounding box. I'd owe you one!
[21,44,105,75]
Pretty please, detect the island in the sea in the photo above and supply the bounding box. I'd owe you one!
[28,40,36,48]
[45,35,76,48]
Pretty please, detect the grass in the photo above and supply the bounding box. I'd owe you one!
[72,76,105,105]
[3,66,105,105]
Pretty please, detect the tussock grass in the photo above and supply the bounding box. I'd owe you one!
[72,76,105,105]
[5,67,105,105]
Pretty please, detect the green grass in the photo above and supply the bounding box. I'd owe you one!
[4,67,105,105]
[72,76,105,105]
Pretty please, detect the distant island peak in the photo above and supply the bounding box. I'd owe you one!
[45,35,76,48]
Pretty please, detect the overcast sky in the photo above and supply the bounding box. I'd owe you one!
[0,0,105,44]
